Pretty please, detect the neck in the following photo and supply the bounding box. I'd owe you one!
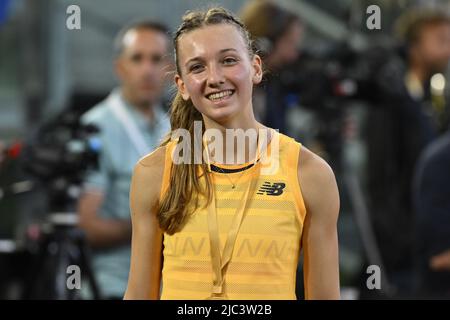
[120,87,156,122]
[202,112,270,165]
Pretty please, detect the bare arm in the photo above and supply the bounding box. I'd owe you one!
[77,191,132,248]
[124,147,165,300]
[299,147,340,299]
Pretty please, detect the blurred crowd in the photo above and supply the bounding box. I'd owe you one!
[0,0,450,299]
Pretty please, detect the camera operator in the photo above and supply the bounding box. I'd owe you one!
[240,0,304,135]
[366,8,450,296]
[77,21,171,299]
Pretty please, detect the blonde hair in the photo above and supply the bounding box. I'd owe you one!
[157,7,255,235]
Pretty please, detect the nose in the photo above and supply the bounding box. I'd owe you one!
[140,58,161,82]
[142,58,157,73]
[206,63,225,88]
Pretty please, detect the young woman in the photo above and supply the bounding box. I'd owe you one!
[124,7,340,300]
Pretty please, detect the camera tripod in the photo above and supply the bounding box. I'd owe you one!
[23,211,100,300]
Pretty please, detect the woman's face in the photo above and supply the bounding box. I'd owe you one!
[175,24,262,123]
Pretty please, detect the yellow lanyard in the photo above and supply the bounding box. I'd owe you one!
[203,134,263,300]
[206,165,260,299]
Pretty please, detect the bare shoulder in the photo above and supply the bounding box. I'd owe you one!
[134,145,166,181]
[130,145,167,214]
[297,146,336,186]
[297,146,339,219]
[138,144,166,169]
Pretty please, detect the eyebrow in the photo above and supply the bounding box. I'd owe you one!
[184,48,238,67]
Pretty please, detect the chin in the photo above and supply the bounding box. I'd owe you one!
[139,94,156,106]
[206,107,242,125]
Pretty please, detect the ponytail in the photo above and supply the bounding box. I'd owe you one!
[157,93,213,234]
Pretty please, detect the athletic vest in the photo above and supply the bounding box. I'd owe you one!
[159,130,306,299]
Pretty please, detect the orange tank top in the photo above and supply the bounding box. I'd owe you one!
[159,130,306,299]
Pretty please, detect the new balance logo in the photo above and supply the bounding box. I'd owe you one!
[257,182,286,196]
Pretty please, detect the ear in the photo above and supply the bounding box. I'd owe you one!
[175,74,190,101]
[251,54,263,85]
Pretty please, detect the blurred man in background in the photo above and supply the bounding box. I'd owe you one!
[77,21,171,299]
[366,8,450,296]
[397,8,450,133]
[240,0,304,134]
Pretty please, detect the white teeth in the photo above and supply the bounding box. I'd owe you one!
[207,90,233,101]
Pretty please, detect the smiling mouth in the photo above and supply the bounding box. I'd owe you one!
[205,89,235,102]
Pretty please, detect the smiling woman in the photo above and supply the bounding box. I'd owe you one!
[124,7,340,300]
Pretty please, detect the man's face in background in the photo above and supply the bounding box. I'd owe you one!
[115,28,170,106]
[414,22,450,75]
